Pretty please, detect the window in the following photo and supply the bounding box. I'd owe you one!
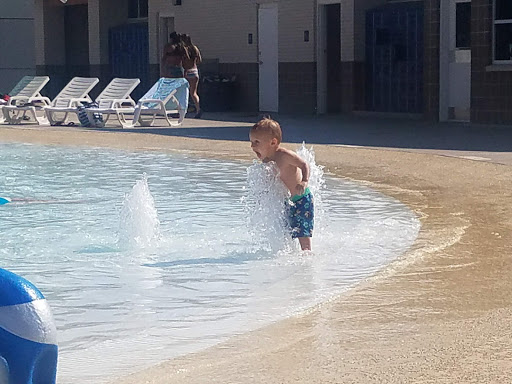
[128,0,148,19]
[494,0,512,61]
[456,2,471,49]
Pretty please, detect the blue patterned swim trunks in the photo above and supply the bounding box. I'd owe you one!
[288,187,314,238]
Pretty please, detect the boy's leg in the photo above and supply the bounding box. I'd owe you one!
[298,237,311,251]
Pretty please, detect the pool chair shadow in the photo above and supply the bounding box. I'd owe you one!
[90,78,189,129]
[1,76,50,124]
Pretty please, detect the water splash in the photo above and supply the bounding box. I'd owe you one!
[244,143,325,253]
[296,142,325,229]
[118,174,160,248]
[244,161,292,253]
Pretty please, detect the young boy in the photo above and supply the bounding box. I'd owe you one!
[249,117,314,250]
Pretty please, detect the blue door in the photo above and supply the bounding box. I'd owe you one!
[366,2,424,113]
[109,23,149,100]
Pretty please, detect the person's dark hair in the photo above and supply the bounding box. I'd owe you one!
[167,32,190,59]
[182,34,192,46]
[169,31,179,44]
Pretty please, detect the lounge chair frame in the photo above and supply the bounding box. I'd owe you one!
[95,77,189,128]
[47,78,140,127]
[1,76,51,124]
[43,77,100,126]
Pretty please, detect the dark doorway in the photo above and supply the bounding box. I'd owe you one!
[64,5,89,75]
[326,3,341,113]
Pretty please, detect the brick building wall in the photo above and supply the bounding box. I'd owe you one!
[423,0,440,120]
[471,0,512,124]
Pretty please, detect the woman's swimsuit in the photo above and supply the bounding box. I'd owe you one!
[185,68,199,79]
[167,65,185,78]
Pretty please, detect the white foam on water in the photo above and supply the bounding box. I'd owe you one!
[244,160,293,253]
[118,173,161,249]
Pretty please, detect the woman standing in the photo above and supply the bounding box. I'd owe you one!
[182,34,202,118]
[160,32,187,78]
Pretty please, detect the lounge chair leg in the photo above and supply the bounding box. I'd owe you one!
[47,111,65,126]
[36,113,49,125]
[5,109,22,125]
[28,108,46,125]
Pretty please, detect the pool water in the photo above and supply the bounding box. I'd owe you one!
[0,143,420,383]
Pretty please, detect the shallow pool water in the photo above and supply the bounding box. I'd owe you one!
[0,143,420,383]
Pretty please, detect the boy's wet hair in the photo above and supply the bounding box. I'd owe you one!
[251,117,282,143]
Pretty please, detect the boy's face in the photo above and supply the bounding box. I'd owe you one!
[249,131,278,161]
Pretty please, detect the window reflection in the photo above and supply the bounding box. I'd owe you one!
[456,2,471,49]
[496,0,512,20]
[495,23,512,60]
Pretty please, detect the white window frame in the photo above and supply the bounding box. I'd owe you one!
[454,0,471,50]
[128,0,148,20]
[493,0,512,63]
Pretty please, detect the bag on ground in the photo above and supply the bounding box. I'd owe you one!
[77,102,104,128]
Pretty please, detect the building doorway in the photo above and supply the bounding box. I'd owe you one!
[258,3,279,113]
[365,2,424,114]
[64,4,89,76]
[317,1,341,114]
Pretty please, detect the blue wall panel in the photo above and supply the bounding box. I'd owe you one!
[109,23,149,100]
[366,2,424,113]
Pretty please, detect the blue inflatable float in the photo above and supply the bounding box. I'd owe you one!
[0,268,58,384]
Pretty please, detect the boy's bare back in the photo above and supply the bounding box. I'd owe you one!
[273,147,309,197]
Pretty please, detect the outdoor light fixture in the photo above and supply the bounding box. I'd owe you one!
[60,0,68,3]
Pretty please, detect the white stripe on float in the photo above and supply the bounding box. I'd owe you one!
[0,299,57,345]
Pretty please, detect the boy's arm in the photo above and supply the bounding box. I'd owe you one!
[282,149,310,193]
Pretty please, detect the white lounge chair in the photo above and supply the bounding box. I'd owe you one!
[42,77,100,125]
[1,76,50,124]
[47,78,141,127]
[118,77,189,128]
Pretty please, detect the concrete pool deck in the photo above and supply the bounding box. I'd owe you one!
[1,113,512,383]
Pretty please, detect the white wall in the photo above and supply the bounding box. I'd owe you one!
[279,0,316,62]
[148,0,319,65]
[0,0,36,92]
[149,0,260,65]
